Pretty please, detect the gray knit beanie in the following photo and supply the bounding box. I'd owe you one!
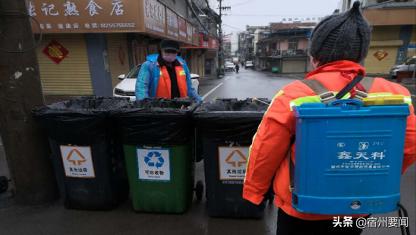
[309,1,371,66]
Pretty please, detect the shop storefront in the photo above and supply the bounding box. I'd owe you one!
[28,0,199,96]
[182,33,219,77]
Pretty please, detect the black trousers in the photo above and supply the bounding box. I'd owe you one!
[276,209,364,235]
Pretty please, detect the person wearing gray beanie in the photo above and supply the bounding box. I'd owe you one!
[309,1,371,66]
[243,2,416,235]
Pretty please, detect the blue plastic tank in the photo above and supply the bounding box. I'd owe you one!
[293,99,410,214]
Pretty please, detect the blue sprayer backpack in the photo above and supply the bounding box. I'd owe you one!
[291,76,410,216]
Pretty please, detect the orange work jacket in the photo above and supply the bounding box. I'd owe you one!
[156,65,188,99]
[243,60,416,220]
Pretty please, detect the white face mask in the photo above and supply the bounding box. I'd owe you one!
[162,54,177,63]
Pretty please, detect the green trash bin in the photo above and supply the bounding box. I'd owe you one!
[272,66,279,73]
[113,99,203,213]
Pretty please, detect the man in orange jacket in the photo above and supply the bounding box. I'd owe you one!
[135,40,201,102]
[243,2,416,235]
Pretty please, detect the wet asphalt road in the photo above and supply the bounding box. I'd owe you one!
[0,69,414,235]
[199,68,300,101]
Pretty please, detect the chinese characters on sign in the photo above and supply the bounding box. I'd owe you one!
[85,0,103,16]
[110,0,124,16]
[178,17,187,42]
[41,3,59,16]
[60,145,96,178]
[137,148,171,181]
[333,216,409,229]
[166,8,179,39]
[332,141,389,169]
[182,33,219,49]
[29,0,123,17]
[64,1,80,16]
[281,17,324,22]
[27,0,137,33]
[186,22,193,43]
[218,147,249,182]
[28,1,36,16]
[27,0,200,43]
[144,0,166,34]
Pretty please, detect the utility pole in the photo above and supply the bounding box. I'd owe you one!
[217,0,223,77]
[217,0,231,77]
[0,0,57,204]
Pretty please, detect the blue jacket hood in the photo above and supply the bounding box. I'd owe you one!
[146,54,159,62]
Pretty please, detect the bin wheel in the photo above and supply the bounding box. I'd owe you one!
[195,180,204,202]
[0,176,9,194]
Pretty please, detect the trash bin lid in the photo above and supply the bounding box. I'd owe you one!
[112,98,199,145]
[194,98,269,119]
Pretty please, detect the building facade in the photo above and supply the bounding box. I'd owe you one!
[28,0,218,97]
[340,0,416,75]
[182,1,220,77]
[363,0,416,75]
[256,22,315,73]
[238,26,270,64]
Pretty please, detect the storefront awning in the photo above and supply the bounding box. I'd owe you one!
[181,33,219,50]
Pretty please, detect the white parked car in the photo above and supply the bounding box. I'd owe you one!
[113,65,200,101]
[224,62,235,72]
[245,61,254,69]
[390,56,416,79]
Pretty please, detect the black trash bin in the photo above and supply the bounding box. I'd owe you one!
[194,98,270,218]
[33,97,129,210]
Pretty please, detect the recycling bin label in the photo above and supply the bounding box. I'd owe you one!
[218,146,249,181]
[60,145,96,178]
[137,148,171,181]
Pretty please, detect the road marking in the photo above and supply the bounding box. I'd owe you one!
[202,82,224,100]
[225,77,231,81]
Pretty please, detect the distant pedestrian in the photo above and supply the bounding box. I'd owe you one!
[235,64,240,73]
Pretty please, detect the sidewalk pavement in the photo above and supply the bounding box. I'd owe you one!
[0,165,413,235]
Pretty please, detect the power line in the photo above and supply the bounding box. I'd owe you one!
[224,14,324,17]
[231,0,251,7]
[186,0,210,34]
[204,0,211,8]
[223,24,244,31]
